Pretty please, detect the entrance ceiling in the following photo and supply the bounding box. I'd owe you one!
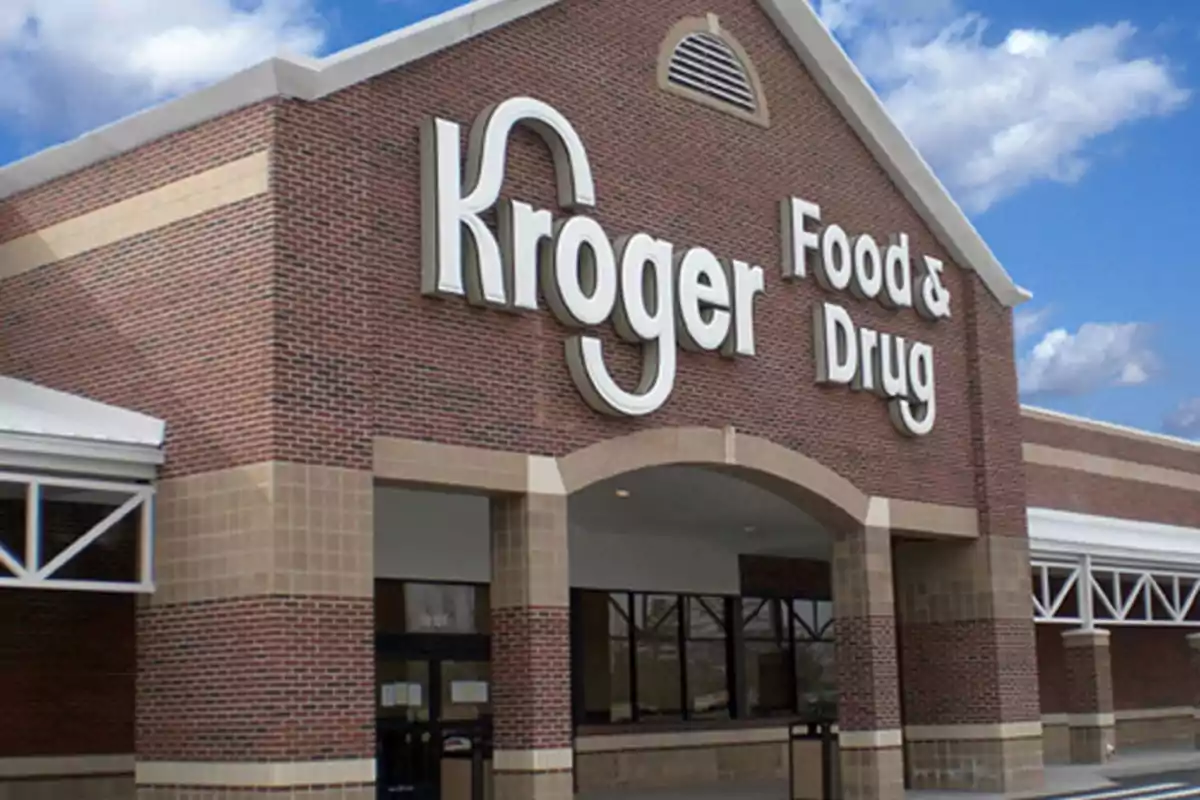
[568,465,829,558]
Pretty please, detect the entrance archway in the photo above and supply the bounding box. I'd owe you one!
[558,427,889,797]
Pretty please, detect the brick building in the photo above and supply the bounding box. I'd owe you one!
[0,0,1197,799]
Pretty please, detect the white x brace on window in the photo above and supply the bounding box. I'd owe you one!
[0,470,155,593]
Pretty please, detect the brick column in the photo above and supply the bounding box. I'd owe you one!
[135,463,375,800]
[1185,633,1200,748]
[890,277,1046,794]
[832,506,904,800]
[1062,629,1114,763]
[490,468,572,800]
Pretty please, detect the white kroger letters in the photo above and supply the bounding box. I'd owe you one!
[422,96,763,417]
[422,99,950,433]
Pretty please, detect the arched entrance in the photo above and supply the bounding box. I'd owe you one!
[556,427,900,799]
[369,426,960,800]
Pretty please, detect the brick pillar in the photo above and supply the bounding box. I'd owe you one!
[832,507,904,800]
[1185,633,1200,748]
[891,277,1046,794]
[490,473,572,800]
[1062,629,1114,763]
[135,463,376,799]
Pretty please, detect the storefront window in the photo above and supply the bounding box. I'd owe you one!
[578,592,633,723]
[405,583,478,634]
[375,580,489,636]
[743,598,794,716]
[635,594,682,719]
[686,597,729,719]
[792,600,836,719]
[377,658,431,722]
[572,589,837,726]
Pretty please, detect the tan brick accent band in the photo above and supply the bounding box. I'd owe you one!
[1066,713,1115,727]
[1024,443,1200,493]
[575,726,788,752]
[138,787,373,799]
[0,754,133,778]
[492,748,574,772]
[1063,628,1111,648]
[135,759,374,787]
[904,722,1043,742]
[1,775,135,800]
[0,152,269,279]
[153,462,373,604]
[839,729,903,749]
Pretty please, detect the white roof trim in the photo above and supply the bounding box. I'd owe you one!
[0,376,165,478]
[1029,507,1200,569]
[0,0,1029,308]
[1022,405,1200,453]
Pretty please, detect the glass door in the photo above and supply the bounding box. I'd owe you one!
[378,659,435,799]
[377,655,492,800]
[437,660,492,800]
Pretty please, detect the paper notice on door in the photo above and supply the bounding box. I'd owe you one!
[450,680,489,704]
[381,683,398,708]
[407,683,423,707]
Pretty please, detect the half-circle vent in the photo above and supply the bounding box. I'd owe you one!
[666,31,759,115]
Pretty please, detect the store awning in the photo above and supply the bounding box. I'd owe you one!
[0,375,165,480]
[0,376,165,593]
[1029,507,1200,628]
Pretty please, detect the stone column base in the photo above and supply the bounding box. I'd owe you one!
[135,760,375,800]
[839,732,904,800]
[493,769,573,800]
[904,725,1045,794]
[0,775,133,800]
[1069,721,1116,764]
[138,787,373,799]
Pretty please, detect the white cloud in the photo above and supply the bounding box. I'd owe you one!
[813,0,1190,212]
[1163,398,1200,439]
[1018,321,1159,397]
[0,0,325,134]
[1013,305,1053,343]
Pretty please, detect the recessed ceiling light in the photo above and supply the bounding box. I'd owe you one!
[744,525,757,533]
[615,488,631,498]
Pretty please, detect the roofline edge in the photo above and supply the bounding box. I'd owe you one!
[1021,405,1199,453]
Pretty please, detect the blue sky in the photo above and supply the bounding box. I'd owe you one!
[1,0,1197,438]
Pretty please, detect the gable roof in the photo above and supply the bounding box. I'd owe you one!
[0,375,165,478]
[0,0,1030,308]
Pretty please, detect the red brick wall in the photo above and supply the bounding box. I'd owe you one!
[0,105,278,480]
[1037,625,1191,713]
[1023,416,1200,528]
[1024,417,1198,475]
[0,104,274,242]
[1025,464,1200,528]
[136,597,374,761]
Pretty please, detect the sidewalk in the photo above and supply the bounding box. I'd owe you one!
[909,745,1200,800]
